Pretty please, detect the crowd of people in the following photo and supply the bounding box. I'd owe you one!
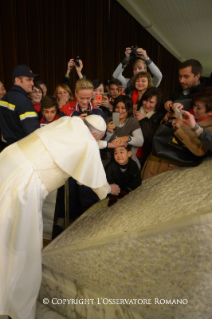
[0,46,212,319]
[0,47,212,231]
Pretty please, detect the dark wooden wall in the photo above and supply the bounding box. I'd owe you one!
[0,0,180,99]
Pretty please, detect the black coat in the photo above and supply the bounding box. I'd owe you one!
[138,111,165,161]
[0,85,39,145]
[169,77,207,102]
[106,157,141,192]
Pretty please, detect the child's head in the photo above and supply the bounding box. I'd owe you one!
[108,79,122,100]
[114,145,132,165]
[41,96,59,123]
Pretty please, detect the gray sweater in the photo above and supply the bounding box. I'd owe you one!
[112,58,162,88]
[199,129,212,152]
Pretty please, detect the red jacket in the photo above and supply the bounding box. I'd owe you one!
[39,114,59,127]
[59,99,105,119]
[59,100,97,116]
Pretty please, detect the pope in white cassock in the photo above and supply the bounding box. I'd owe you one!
[0,115,112,319]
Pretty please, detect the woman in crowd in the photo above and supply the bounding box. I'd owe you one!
[92,79,113,121]
[54,83,74,109]
[28,83,43,120]
[141,87,212,180]
[130,72,153,105]
[112,47,162,94]
[134,87,164,167]
[181,109,212,152]
[0,81,6,100]
[35,81,47,96]
[104,95,143,169]
[59,79,104,119]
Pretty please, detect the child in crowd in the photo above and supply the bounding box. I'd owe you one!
[108,79,122,104]
[39,96,59,127]
[106,145,141,207]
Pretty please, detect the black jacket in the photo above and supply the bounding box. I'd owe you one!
[138,111,165,161]
[169,77,207,102]
[0,85,39,145]
[106,157,141,192]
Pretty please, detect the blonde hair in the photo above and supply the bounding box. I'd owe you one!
[75,79,94,91]
[133,59,147,69]
[131,72,153,89]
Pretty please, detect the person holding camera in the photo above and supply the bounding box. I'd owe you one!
[63,57,85,88]
[92,79,113,121]
[164,59,207,112]
[59,78,105,119]
[180,110,212,152]
[141,88,212,180]
[113,46,162,94]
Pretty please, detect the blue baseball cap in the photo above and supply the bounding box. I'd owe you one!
[12,64,39,79]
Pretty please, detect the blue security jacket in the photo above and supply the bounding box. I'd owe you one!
[0,85,39,145]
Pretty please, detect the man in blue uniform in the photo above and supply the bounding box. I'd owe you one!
[0,64,40,146]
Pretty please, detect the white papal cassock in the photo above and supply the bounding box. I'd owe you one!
[0,117,109,319]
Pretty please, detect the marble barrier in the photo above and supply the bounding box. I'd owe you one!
[37,158,212,319]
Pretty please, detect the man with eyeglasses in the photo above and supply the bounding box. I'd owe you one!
[0,64,40,146]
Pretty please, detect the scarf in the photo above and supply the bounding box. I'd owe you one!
[132,90,139,105]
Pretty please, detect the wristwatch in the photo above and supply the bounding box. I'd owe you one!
[191,123,200,132]
[128,136,132,142]
[191,123,203,137]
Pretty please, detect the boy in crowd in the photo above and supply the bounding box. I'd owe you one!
[106,145,141,207]
[108,79,122,105]
[39,96,59,126]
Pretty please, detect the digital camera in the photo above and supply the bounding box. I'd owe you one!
[74,56,80,67]
[130,45,138,59]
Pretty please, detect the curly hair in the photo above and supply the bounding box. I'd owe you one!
[131,71,153,89]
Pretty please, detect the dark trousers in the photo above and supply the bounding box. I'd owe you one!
[54,177,99,221]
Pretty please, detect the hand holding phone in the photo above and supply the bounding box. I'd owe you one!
[112,112,120,127]
[174,107,182,119]
[83,110,91,115]
[96,95,102,102]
